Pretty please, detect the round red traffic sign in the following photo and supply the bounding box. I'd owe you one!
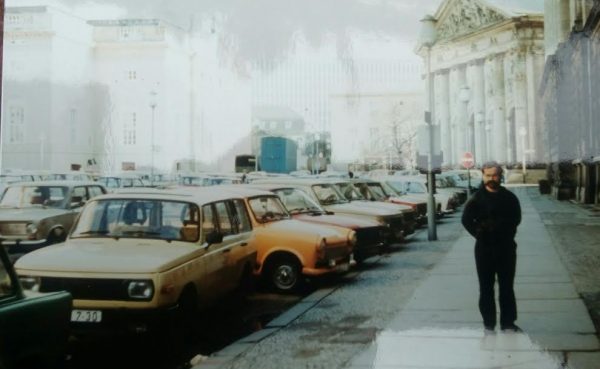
[461,152,475,169]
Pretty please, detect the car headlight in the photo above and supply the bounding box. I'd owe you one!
[127,280,154,300]
[348,231,357,246]
[316,238,327,259]
[26,223,38,235]
[19,276,41,292]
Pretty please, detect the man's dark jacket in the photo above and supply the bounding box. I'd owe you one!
[461,184,521,244]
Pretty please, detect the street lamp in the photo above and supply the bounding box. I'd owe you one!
[149,90,157,186]
[518,126,527,180]
[419,14,438,241]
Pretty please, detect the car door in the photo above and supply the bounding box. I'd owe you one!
[200,203,230,302]
[212,200,250,292]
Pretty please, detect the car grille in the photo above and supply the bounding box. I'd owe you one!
[40,277,133,301]
[386,216,404,241]
[0,222,27,236]
[417,203,427,217]
[355,226,386,246]
[323,243,351,260]
[402,211,415,223]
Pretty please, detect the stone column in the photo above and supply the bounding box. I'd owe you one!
[491,54,507,163]
[448,67,461,167]
[504,51,518,164]
[456,66,468,165]
[512,49,529,165]
[468,60,486,166]
[435,71,451,167]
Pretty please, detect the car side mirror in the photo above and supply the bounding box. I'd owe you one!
[205,231,223,245]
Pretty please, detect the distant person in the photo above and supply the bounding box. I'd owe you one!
[348,171,354,179]
[461,161,522,333]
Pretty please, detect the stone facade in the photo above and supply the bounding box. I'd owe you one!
[417,0,545,169]
[540,0,600,204]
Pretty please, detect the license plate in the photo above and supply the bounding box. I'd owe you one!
[71,309,102,323]
[335,263,350,272]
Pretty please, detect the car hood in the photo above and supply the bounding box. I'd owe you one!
[323,202,397,216]
[15,238,200,274]
[351,200,412,213]
[256,219,348,243]
[293,212,380,229]
[0,207,70,221]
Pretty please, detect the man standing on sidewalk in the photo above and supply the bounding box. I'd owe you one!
[461,161,522,332]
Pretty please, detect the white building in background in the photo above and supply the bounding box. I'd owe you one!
[189,15,252,171]
[90,19,193,174]
[330,92,423,169]
[1,3,105,172]
[416,0,546,168]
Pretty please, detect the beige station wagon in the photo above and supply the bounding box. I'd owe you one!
[14,188,257,345]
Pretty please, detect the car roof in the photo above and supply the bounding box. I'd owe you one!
[91,186,245,205]
[208,184,279,198]
[8,180,102,187]
[252,178,340,186]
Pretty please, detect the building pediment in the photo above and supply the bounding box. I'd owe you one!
[435,0,509,41]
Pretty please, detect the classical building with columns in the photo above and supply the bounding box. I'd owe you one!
[416,0,545,169]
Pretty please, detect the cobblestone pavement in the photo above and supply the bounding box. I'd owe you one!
[527,187,600,333]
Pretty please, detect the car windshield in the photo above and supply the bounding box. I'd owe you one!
[313,184,349,204]
[0,185,69,209]
[273,188,323,214]
[71,199,200,242]
[335,183,364,201]
[367,183,388,200]
[248,196,290,223]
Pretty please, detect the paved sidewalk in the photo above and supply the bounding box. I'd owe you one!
[347,188,600,369]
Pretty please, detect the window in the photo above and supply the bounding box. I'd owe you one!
[88,186,105,198]
[202,204,217,243]
[232,199,252,233]
[128,70,137,80]
[72,187,88,203]
[8,106,24,144]
[215,201,233,236]
[123,113,137,145]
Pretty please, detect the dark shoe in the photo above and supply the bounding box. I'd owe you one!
[500,324,522,332]
[484,325,495,335]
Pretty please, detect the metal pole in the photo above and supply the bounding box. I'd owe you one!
[426,46,437,241]
[150,106,155,186]
[467,167,471,198]
[0,0,4,172]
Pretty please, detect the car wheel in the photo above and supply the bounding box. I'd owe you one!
[268,255,302,293]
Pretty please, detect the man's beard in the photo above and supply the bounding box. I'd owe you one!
[485,180,500,190]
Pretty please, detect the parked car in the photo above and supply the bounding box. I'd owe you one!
[0,243,72,369]
[248,183,388,262]
[345,178,429,227]
[385,176,457,215]
[97,174,149,192]
[14,188,257,351]
[0,181,107,261]
[332,179,418,235]
[214,186,355,292]
[44,171,95,182]
[377,177,440,223]
[253,178,407,244]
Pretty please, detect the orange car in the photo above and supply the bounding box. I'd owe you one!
[218,186,355,292]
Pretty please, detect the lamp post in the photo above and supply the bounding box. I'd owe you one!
[518,126,527,181]
[149,91,157,186]
[419,15,438,241]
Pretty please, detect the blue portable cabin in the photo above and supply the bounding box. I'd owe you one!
[259,136,297,174]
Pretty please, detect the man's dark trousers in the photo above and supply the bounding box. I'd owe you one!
[475,240,517,328]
